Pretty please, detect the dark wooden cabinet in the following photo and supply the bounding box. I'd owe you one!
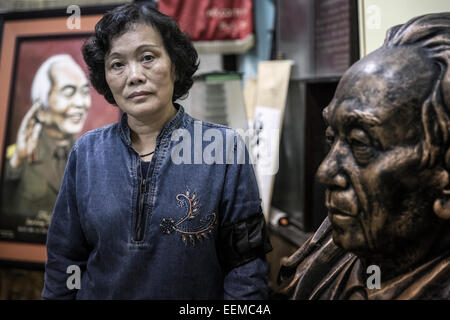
[270,0,359,236]
[272,78,338,232]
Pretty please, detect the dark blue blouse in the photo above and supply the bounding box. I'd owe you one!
[43,105,271,299]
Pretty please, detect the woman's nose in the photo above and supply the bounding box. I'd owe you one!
[127,62,146,86]
[316,140,348,189]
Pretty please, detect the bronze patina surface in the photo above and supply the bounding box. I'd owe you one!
[277,13,450,300]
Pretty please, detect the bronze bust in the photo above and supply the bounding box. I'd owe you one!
[277,13,450,299]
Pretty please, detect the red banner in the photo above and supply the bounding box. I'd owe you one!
[158,0,253,42]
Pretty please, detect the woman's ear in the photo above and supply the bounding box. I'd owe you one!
[171,64,178,82]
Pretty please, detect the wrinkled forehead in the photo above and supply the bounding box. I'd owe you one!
[324,46,438,128]
[108,22,163,54]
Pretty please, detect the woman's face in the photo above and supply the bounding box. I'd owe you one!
[105,23,175,120]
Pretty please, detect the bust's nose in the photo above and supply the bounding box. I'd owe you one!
[317,140,348,189]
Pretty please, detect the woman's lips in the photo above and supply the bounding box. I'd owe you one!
[128,91,151,99]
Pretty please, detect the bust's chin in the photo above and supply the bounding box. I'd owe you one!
[331,228,369,256]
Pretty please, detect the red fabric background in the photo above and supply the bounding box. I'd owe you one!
[158,0,253,41]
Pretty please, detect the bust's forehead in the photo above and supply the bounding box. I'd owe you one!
[331,46,438,114]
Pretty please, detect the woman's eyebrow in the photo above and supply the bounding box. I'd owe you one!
[107,44,160,59]
[105,52,122,61]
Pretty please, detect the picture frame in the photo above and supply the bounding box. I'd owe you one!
[0,5,121,266]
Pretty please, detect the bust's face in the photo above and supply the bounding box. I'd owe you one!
[317,46,443,255]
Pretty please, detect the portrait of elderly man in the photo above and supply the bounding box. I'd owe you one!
[277,13,450,299]
[0,54,91,238]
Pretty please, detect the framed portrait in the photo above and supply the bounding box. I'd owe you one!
[0,5,121,265]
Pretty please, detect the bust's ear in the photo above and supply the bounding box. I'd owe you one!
[433,198,450,220]
[433,167,450,220]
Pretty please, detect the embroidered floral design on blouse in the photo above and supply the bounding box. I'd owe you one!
[160,188,216,245]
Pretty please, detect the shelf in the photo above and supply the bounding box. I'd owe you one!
[268,207,313,247]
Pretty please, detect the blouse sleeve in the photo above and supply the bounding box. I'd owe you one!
[217,134,272,299]
[42,145,91,299]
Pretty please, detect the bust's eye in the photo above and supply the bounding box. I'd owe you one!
[350,138,368,148]
[348,129,375,165]
[325,127,335,146]
[348,129,370,147]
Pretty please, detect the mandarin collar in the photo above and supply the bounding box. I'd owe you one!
[119,103,185,146]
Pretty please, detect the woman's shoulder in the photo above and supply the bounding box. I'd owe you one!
[73,121,120,151]
[186,115,231,130]
[183,113,238,137]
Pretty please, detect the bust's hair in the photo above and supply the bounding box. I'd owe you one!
[383,13,450,168]
[82,2,199,105]
[31,54,79,110]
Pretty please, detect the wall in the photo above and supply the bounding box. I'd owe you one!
[358,0,450,57]
[0,0,130,11]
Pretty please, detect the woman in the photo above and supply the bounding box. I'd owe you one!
[42,3,271,299]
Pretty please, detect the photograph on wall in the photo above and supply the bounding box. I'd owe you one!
[0,35,120,244]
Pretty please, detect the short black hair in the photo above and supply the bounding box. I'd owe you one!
[82,2,199,105]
